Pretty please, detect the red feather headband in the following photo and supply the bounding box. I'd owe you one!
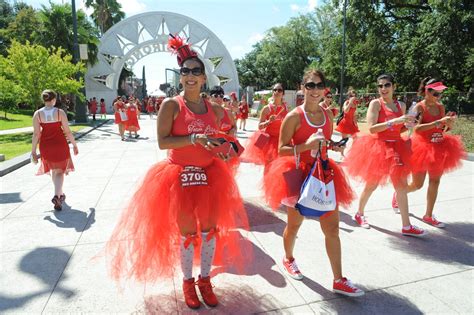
[168,34,198,67]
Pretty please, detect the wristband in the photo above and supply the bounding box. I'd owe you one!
[190,133,196,145]
[387,120,393,128]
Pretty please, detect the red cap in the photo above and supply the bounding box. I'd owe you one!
[425,82,447,91]
[323,88,332,96]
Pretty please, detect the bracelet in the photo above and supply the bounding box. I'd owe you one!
[387,120,393,128]
[190,133,196,145]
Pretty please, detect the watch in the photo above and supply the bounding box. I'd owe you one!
[387,120,393,128]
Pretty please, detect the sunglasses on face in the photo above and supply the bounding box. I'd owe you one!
[304,81,325,90]
[180,67,203,76]
[212,94,224,98]
[273,88,283,92]
[431,91,442,97]
[326,95,333,98]
[377,82,392,89]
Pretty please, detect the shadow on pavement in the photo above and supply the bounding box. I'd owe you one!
[43,207,96,232]
[0,247,75,312]
[0,192,23,204]
[244,200,285,228]
[140,284,285,314]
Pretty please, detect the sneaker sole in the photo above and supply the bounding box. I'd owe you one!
[333,289,365,297]
[423,221,445,228]
[402,232,426,237]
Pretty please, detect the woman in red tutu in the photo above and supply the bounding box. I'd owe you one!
[113,96,126,140]
[125,99,140,138]
[243,83,288,165]
[320,88,338,117]
[335,89,359,137]
[146,97,155,118]
[344,74,425,236]
[237,96,249,131]
[263,70,364,297]
[404,77,466,228]
[31,90,79,211]
[99,98,106,120]
[106,36,251,310]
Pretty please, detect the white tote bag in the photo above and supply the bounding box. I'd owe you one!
[119,110,128,121]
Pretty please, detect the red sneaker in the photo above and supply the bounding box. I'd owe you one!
[423,215,445,228]
[392,192,400,214]
[197,275,218,307]
[183,278,200,309]
[354,213,370,229]
[333,277,364,297]
[282,257,304,280]
[402,225,426,237]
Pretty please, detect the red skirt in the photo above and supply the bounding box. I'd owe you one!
[344,135,411,187]
[125,115,140,131]
[411,134,465,177]
[335,117,359,135]
[100,106,106,114]
[106,158,251,282]
[242,131,279,165]
[263,156,355,210]
[114,112,122,124]
[37,135,74,175]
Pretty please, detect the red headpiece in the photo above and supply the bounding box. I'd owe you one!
[168,34,198,67]
[323,88,332,96]
[425,82,447,91]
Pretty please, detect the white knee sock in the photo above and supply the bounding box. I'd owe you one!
[200,231,216,278]
[180,235,196,280]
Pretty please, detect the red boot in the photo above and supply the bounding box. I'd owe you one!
[197,275,218,307]
[182,278,200,309]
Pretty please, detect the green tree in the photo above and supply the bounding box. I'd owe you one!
[0,75,26,118]
[0,41,84,110]
[39,2,100,64]
[4,6,43,45]
[85,0,125,35]
[0,0,30,56]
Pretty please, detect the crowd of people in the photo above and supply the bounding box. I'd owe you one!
[32,35,466,310]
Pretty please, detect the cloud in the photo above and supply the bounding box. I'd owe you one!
[290,0,318,13]
[290,4,300,12]
[272,6,280,12]
[247,33,264,44]
[308,0,317,10]
[118,0,147,16]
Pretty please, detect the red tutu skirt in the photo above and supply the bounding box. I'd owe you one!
[335,118,359,135]
[344,135,411,187]
[106,158,251,282]
[242,131,279,165]
[114,112,122,124]
[263,156,355,210]
[411,134,466,177]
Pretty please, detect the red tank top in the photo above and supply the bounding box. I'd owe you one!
[220,109,233,133]
[115,101,125,111]
[263,103,288,136]
[293,105,332,164]
[168,96,220,167]
[416,101,444,143]
[376,98,403,141]
[343,104,356,121]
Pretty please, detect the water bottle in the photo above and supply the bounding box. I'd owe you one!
[311,128,325,157]
[405,106,417,137]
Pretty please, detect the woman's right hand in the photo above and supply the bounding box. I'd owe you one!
[305,133,323,150]
[31,151,39,163]
[269,115,276,122]
[391,114,415,125]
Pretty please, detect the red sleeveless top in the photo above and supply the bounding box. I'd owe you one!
[220,109,233,133]
[38,108,70,162]
[415,101,444,142]
[263,103,288,137]
[376,98,403,141]
[168,96,220,167]
[293,105,332,164]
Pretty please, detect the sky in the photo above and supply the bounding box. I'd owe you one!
[28,0,319,93]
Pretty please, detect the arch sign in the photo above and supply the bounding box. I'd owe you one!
[85,11,240,110]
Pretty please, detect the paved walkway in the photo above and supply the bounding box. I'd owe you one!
[1,117,472,314]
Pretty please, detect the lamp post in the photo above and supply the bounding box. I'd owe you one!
[165,68,180,96]
[71,0,87,122]
[338,0,348,109]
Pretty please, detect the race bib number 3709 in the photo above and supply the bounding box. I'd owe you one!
[180,166,208,187]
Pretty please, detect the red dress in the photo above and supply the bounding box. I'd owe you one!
[344,98,411,187]
[263,105,355,210]
[114,101,125,124]
[239,102,249,119]
[90,100,97,114]
[36,108,74,175]
[100,101,106,114]
[146,100,155,113]
[106,96,251,282]
[125,104,140,131]
[335,103,359,135]
[243,103,288,165]
[411,101,465,177]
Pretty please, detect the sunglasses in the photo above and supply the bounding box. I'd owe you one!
[431,91,442,97]
[180,67,203,76]
[326,95,333,98]
[304,81,325,90]
[377,82,392,89]
[273,88,283,92]
[212,94,224,98]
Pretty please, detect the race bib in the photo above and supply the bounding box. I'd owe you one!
[180,166,208,187]
[430,132,444,143]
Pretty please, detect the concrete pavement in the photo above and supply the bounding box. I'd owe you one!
[1,117,473,314]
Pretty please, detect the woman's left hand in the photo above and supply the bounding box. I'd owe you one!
[332,145,345,153]
[217,152,231,161]
[73,145,79,155]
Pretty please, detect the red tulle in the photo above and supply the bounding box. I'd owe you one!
[263,156,355,210]
[37,158,74,175]
[411,134,466,177]
[242,131,279,165]
[335,118,359,135]
[106,158,251,283]
[344,135,411,187]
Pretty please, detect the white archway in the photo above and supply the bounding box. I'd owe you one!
[85,11,240,111]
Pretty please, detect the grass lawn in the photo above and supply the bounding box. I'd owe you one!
[0,110,34,130]
[0,120,108,161]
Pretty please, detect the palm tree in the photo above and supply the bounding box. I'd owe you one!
[85,0,125,35]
